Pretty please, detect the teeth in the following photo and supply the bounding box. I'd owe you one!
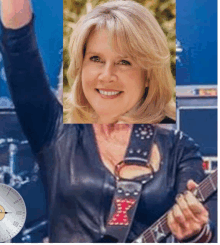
[98,90,121,96]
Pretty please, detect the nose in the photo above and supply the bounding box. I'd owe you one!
[98,63,117,83]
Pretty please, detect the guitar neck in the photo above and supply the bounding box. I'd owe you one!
[133,170,217,243]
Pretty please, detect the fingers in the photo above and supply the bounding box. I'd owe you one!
[168,205,189,240]
[176,193,200,223]
[172,204,188,230]
[167,207,181,238]
[187,179,198,192]
[179,191,208,224]
[168,190,209,241]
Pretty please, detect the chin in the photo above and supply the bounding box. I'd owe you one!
[96,113,119,124]
[97,118,118,124]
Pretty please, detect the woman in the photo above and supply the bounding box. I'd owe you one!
[65,1,176,124]
[0,0,214,243]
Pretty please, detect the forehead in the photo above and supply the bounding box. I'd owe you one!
[86,29,109,48]
[86,28,129,57]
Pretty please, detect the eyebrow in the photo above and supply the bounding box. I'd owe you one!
[86,51,129,59]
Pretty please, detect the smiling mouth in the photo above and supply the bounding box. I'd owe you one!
[96,89,122,97]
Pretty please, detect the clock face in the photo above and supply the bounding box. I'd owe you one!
[0,184,26,242]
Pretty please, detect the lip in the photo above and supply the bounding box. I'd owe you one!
[96,89,123,99]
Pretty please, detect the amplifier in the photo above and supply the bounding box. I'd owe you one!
[176,91,217,157]
[202,156,217,174]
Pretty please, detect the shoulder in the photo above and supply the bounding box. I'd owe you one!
[154,127,204,189]
[155,126,201,156]
[57,122,86,138]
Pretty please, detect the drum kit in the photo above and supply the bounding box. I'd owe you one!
[0,110,48,242]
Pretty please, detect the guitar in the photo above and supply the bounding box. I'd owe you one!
[98,169,217,243]
[133,169,217,243]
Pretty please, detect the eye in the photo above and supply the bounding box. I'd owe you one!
[90,56,102,63]
[118,60,131,66]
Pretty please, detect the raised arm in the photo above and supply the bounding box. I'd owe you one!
[0,0,32,29]
[0,0,62,153]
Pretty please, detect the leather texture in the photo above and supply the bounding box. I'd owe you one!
[105,180,142,242]
[0,17,213,243]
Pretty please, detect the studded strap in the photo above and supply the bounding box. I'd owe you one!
[103,180,142,243]
[124,124,156,166]
[100,125,157,243]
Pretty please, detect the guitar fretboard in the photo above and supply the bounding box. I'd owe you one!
[134,170,217,243]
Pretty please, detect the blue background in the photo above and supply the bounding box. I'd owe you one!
[0,0,63,98]
[180,109,217,156]
[176,0,217,85]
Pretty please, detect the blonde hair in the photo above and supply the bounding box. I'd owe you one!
[65,0,176,123]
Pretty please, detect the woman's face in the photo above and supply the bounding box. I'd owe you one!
[82,29,147,123]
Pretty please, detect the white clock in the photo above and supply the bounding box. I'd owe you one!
[0,184,26,242]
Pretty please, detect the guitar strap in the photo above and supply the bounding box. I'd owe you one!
[103,124,157,243]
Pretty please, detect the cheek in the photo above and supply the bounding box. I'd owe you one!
[125,71,146,96]
[81,73,91,100]
[82,68,93,92]
[82,64,97,87]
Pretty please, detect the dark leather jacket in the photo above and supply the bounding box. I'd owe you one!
[0,17,215,243]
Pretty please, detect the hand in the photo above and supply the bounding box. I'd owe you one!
[167,180,209,241]
[1,0,32,29]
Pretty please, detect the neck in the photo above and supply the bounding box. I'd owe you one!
[93,124,132,138]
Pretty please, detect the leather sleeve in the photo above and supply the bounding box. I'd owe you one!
[168,131,216,243]
[172,131,205,193]
[0,15,62,153]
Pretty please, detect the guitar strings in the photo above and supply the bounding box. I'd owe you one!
[198,171,217,199]
[142,213,168,241]
[141,170,217,242]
